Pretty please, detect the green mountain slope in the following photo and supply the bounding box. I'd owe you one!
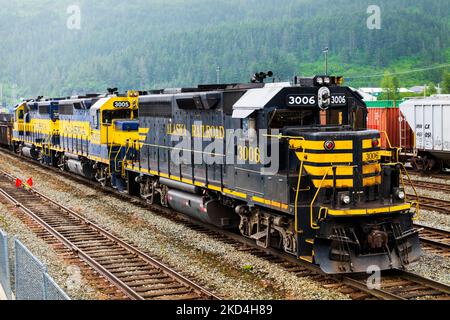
[0,0,448,103]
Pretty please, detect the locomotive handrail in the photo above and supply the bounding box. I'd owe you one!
[107,126,115,175]
[121,141,132,178]
[310,169,331,230]
[379,130,401,162]
[293,144,306,234]
[277,135,306,234]
[309,164,358,230]
[263,133,305,141]
[114,144,124,174]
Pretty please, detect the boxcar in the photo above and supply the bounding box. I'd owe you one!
[0,113,13,147]
[400,95,450,171]
[366,100,414,151]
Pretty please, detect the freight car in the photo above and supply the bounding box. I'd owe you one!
[0,113,13,148]
[8,75,422,274]
[366,100,401,149]
[400,95,450,172]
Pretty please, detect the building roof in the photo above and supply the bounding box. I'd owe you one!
[409,86,426,93]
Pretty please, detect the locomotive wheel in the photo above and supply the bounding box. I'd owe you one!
[57,155,65,171]
[160,185,169,207]
[146,181,155,205]
[100,168,110,187]
[431,160,443,174]
[409,159,418,172]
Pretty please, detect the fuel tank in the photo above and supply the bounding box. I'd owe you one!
[66,158,94,179]
[21,144,39,159]
[167,189,239,229]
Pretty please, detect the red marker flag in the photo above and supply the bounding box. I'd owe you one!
[26,178,33,188]
[15,178,22,188]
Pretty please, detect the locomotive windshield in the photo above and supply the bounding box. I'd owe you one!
[268,109,315,129]
[268,108,352,129]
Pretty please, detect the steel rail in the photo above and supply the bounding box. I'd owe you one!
[0,169,219,300]
[407,193,450,215]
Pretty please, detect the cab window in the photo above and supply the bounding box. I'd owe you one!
[102,109,131,125]
[353,107,366,130]
[321,107,348,126]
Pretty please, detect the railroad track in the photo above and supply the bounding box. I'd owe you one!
[192,221,450,300]
[415,224,450,258]
[0,169,218,300]
[409,179,450,194]
[407,193,450,215]
[1,149,449,300]
[406,169,450,181]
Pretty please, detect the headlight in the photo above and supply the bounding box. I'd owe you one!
[316,77,323,85]
[394,188,405,200]
[324,77,331,84]
[342,195,351,204]
[339,192,351,205]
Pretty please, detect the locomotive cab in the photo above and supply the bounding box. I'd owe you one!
[88,91,140,191]
[13,102,27,141]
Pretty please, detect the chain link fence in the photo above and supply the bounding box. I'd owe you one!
[44,273,71,300]
[14,238,49,300]
[0,229,12,299]
[0,228,70,300]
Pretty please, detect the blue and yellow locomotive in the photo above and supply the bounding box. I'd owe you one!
[11,75,422,274]
[12,91,140,191]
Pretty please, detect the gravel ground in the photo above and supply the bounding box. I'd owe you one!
[0,201,102,300]
[407,252,450,285]
[405,184,450,231]
[0,152,349,300]
[408,186,450,203]
[404,177,450,284]
[414,209,450,232]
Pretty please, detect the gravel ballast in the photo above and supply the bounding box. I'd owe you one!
[0,201,102,300]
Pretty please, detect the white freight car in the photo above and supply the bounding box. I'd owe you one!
[400,95,450,172]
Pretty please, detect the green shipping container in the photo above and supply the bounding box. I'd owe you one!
[365,100,404,108]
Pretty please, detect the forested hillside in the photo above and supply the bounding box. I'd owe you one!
[0,0,449,104]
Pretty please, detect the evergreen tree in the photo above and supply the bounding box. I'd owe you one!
[380,72,400,100]
[443,72,450,94]
[425,82,437,96]
[0,0,447,98]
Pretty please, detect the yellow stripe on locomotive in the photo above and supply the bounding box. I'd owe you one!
[290,136,382,189]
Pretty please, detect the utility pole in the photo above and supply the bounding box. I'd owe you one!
[323,47,329,75]
[216,66,221,84]
[11,84,17,104]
